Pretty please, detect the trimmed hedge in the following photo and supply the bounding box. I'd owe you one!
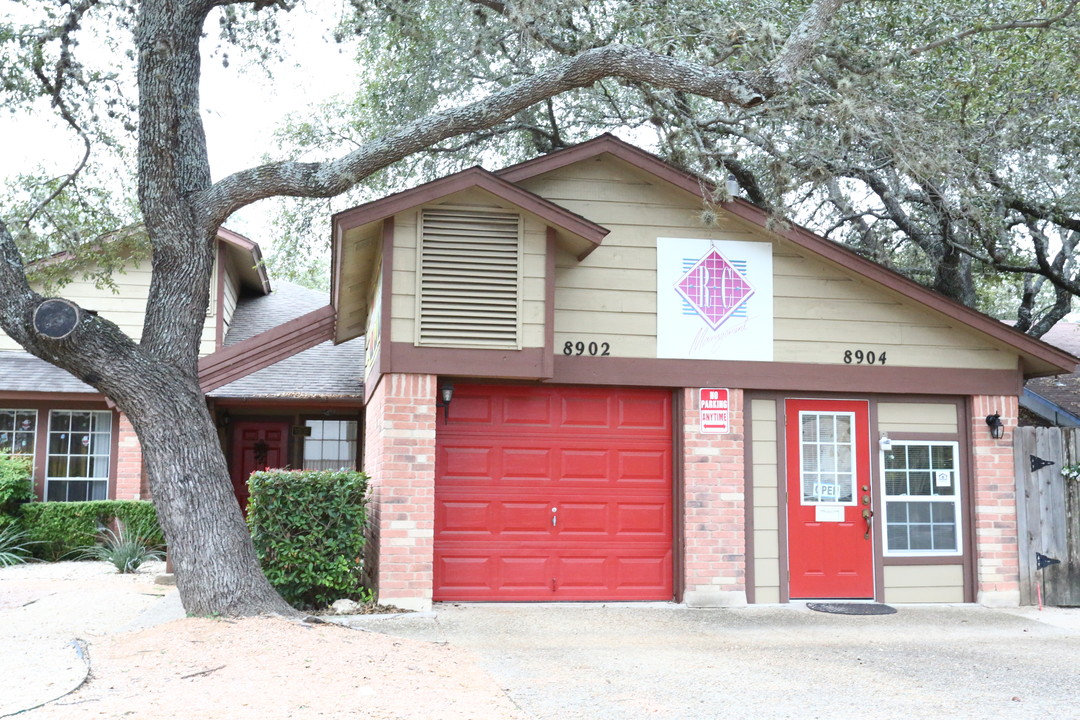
[247,469,369,610]
[0,454,33,515]
[19,500,163,561]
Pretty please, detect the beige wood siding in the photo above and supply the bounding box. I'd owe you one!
[389,192,546,350]
[878,402,959,435]
[0,264,155,351]
[221,262,240,335]
[517,156,1020,371]
[883,564,965,603]
[751,398,782,603]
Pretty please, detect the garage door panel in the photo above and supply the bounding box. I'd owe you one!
[435,385,673,601]
[440,445,495,480]
[617,395,670,431]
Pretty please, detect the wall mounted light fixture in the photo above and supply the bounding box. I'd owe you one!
[437,383,455,422]
[985,412,1005,440]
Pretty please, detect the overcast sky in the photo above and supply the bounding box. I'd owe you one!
[0,4,359,245]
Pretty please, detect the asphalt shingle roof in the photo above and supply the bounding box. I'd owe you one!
[0,352,97,393]
[209,279,366,399]
[1026,322,1080,417]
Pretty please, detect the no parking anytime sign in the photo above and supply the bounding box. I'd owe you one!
[699,388,730,434]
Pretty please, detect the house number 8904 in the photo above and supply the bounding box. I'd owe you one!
[563,341,611,356]
[843,350,886,365]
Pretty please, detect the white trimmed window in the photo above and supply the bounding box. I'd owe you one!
[882,441,962,556]
[0,409,37,460]
[417,208,522,348]
[303,420,358,471]
[46,410,112,502]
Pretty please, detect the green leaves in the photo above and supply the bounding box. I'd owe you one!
[247,469,370,610]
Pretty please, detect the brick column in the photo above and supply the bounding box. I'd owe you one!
[114,413,145,500]
[971,394,1020,607]
[363,373,437,611]
[681,387,747,607]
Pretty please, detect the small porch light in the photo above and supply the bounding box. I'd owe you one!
[985,413,1005,440]
[437,383,455,422]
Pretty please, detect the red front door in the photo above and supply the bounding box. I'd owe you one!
[785,399,874,599]
[231,421,290,511]
[434,385,673,601]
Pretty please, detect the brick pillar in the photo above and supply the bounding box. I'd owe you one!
[971,394,1020,607]
[114,413,145,500]
[681,387,747,607]
[363,373,437,611]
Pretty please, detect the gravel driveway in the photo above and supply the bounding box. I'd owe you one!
[346,603,1080,720]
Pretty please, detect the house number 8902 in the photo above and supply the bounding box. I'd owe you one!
[563,341,611,356]
[843,350,886,365]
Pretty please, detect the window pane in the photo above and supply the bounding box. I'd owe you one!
[47,410,112,501]
[909,472,932,496]
[908,503,931,523]
[933,524,957,551]
[931,445,954,468]
[909,524,933,550]
[885,471,906,496]
[801,415,817,443]
[70,412,91,433]
[887,525,909,550]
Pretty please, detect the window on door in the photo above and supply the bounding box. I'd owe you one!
[882,441,961,555]
[303,420,358,471]
[799,411,856,505]
[46,410,112,502]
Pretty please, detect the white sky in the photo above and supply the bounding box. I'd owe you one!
[0,3,359,246]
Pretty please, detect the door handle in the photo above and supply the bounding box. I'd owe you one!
[551,507,557,527]
[861,508,874,540]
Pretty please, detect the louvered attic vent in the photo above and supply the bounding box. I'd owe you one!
[418,208,522,348]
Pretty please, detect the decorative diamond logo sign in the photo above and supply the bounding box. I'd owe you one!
[674,248,755,330]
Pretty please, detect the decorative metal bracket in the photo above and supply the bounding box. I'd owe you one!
[1030,455,1056,472]
[1036,552,1061,571]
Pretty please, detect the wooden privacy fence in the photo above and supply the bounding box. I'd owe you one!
[1014,426,1080,606]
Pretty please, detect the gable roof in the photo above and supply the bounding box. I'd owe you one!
[1023,322,1080,423]
[200,280,365,398]
[497,134,1078,379]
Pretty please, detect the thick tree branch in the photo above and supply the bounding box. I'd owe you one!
[197,31,846,227]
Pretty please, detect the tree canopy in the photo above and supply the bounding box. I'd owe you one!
[270,0,1080,334]
[0,0,1077,616]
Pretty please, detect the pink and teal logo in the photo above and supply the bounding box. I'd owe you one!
[675,248,754,330]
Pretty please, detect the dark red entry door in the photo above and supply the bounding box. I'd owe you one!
[785,399,874,599]
[230,420,289,511]
[434,385,673,601]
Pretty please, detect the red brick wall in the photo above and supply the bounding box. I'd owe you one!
[362,373,437,611]
[114,413,145,500]
[970,394,1020,606]
[681,387,747,606]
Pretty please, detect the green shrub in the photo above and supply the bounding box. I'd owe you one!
[19,500,163,561]
[79,527,164,573]
[247,469,369,610]
[0,454,33,515]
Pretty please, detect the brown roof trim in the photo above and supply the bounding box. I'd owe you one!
[499,134,1077,377]
[332,166,610,253]
[497,133,714,200]
[198,305,336,393]
[216,227,271,296]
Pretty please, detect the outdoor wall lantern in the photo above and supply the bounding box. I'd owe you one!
[985,413,1005,440]
[437,384,455,422]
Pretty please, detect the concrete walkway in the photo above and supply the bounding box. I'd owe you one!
[344,603,1080,720]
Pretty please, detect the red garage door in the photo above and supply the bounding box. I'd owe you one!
[434,384,673,601]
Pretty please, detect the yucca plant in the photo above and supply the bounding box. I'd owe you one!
[80,527,164,573]
[0,524,35,567]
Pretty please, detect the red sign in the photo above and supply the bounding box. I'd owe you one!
[699,388,730,434]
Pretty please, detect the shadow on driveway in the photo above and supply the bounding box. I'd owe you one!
[345,603,1080,720]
